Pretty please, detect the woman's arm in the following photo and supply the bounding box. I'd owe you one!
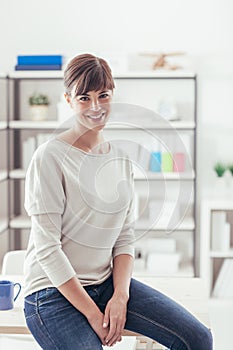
[103,160,136,346]
[31,213,109,345]
[103,254,134,346]
[112,253,134,299]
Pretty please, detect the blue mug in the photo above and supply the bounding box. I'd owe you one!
[0,280,21,310]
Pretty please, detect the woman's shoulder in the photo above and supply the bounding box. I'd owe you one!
[31,138,63,164]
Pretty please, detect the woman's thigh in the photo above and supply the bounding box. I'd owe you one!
[124,279,213,350]
[24,288,103,350]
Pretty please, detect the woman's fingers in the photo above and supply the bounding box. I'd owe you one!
[106,319,124,346]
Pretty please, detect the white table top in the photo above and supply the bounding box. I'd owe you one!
[0,275,210,334]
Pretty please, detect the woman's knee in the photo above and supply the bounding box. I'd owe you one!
[185,325,213,350]
[198,327,213,350]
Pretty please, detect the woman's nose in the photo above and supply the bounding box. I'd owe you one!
[90,100,101,111]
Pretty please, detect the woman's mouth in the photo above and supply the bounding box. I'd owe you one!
[85,111,106,122]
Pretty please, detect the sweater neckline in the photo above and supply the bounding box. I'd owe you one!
[54,137,113,157]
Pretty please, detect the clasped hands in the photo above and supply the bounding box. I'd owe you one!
[89,292,128,347]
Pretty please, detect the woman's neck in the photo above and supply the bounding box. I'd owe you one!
[58,125,109,154]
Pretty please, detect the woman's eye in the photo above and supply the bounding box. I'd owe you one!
[79,96,89,102]
[99,94,109,99]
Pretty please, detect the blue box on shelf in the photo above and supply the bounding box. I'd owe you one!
[17,55,63,66]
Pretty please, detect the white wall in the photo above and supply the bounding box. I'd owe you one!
[1,0,233,196]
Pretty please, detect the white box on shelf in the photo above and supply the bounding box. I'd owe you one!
[146,238,176,254]
[146,252,180,275]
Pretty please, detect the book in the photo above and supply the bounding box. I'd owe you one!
[211,211,227,251]
[15,64,62,71]
[17,55,63,65]
[212,259,233,298]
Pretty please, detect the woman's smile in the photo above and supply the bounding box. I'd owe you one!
[84,110,107,122]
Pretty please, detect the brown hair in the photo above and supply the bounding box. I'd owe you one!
[64,53,115,97]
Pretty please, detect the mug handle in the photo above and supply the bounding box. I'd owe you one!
[14,283,22,302]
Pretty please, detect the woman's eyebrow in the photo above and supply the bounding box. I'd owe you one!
[79,93,90,96]
[99,90,109,93]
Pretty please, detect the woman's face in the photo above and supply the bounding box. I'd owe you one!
[66,88,113,130]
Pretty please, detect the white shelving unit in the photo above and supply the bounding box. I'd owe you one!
[0,75,8,241]
[7,70,197,277]
[0,73,9,265]
[200,199,233,303]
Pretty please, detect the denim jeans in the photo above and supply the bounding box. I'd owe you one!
[24,275,213,350]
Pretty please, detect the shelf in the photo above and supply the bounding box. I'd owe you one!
[135,217,195,231]
[8,70,196,80]
[108,120,195,130]
[0,121,7,130]
[0,170,7,182]
[8,71,64,79]
[9,168,195,181]
[0,219,8,234]
[134,170,195,181]
[9,119,195,130]
[9,169,26,179]
[203,199,233,211]
[210,249,233,258]
[10,216,31,229]
[9,120,64,130]
[10,215,195,231]
[133,263,194,278]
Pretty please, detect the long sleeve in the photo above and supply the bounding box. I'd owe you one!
[31,213,76,287]
[112,165,135,259]
[24,143,66,216]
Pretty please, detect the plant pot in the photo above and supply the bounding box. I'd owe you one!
[30,105,48,121]
[213,175,230,197]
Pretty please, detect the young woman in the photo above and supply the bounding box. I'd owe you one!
[24,53,213,350]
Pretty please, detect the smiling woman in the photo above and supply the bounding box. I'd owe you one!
[23,53,213,350]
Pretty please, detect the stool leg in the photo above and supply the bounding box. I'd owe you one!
[146,339,153,350]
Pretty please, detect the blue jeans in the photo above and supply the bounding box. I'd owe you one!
[24,275,213,350]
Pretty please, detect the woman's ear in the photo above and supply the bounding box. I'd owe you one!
[64,93,72,107]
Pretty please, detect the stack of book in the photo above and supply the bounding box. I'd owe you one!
[146,238,180,275]
[15,55,63,70]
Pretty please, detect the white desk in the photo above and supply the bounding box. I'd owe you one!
[0,276,210,336]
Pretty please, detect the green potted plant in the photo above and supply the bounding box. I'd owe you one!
[213,162,228,197]
[29,93,49,121]
[228,164,233,176]
[214,162,226,177]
